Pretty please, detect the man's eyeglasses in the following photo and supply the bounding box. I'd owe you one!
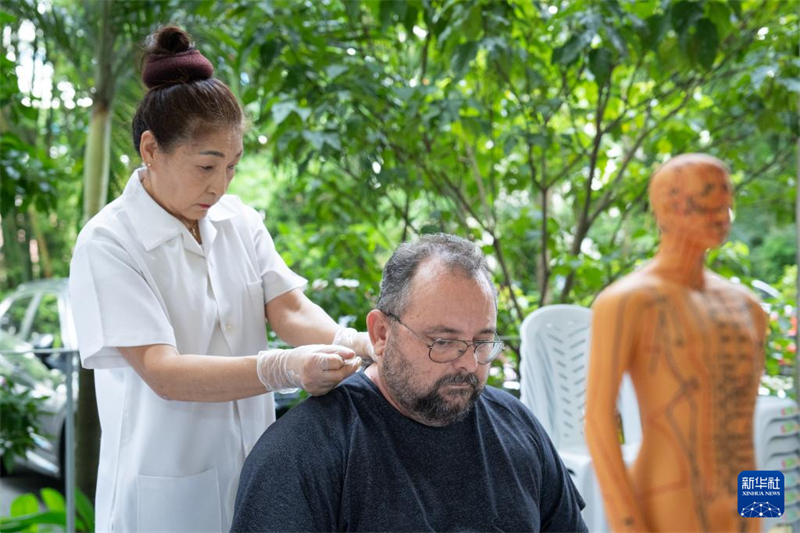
[383,312,504,365]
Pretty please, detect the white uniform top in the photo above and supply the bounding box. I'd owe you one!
[69,170,306,532]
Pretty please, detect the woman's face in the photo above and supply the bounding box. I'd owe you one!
[139,127,243,224]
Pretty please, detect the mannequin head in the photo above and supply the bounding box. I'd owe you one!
[649,153,733,251]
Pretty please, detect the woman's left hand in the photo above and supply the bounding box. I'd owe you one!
[333,328,375,364]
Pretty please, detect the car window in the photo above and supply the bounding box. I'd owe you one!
[0,332,62,389]
[0,295,34,337]
[29,293,63,349]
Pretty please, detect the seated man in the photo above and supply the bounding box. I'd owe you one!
[231,234,587,532]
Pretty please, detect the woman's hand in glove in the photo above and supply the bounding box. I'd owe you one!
[257,345,360,396]
[333,327,375,365]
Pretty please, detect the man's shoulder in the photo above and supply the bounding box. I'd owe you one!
[300,371,376,413]
[481,385,520,407]
[243,373,376,482]
[478,387,554,463]
[480,387,541,430]
[261,374,371,439]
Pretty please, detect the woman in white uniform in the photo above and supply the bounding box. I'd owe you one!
[68,26,373,532]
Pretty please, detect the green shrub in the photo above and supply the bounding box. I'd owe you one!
[0,487,94,532]
[0,373,49,473]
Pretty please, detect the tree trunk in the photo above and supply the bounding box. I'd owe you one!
[536,186,552,307]
[76,110,111,503]
[77,0,116,502]
[1,211,31,288]
[81,107,113,223]
[27,206,52,278]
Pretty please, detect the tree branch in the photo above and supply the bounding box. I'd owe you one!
[463,143,495,230]
[589,85,694,226]
[735,143,794,193]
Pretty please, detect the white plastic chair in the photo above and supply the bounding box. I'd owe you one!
[754,396,800,468]
[519,304,641,533]
[754,396,800,532]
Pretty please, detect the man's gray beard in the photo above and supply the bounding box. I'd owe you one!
[382,338,484,426]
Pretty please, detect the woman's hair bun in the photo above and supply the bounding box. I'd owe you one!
[141,25,214,89]
[150,25,192,54]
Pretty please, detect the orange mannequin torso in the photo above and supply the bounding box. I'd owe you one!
[585,154,767,532]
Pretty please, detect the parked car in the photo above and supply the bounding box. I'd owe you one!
[0,279,74,479]
[0,328,71,479]
[0,278,300,480]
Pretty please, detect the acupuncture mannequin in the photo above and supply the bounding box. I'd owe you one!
[585,153,767,532]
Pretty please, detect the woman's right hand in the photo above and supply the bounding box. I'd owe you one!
[256,345,360,396]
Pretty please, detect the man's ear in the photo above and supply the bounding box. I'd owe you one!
[366,309,389,359]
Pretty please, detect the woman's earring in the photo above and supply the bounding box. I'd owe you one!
[146,162,152,168]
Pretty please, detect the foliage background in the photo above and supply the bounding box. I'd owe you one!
[0,1,797,392]
[0,0,797,502]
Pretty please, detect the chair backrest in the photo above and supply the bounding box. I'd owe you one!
[520,305,592,450]
[519,304,641,451]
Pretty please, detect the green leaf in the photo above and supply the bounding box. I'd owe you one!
[39,488,65,512]
[552,31,592,65]
[394,86,418,102]
[75,488,95,531]
[272,101,311,125]
[259,40,281,73]
[380,0,406,29]
[670,1,705,33]
[728,0,743,18]
[302,131,325,150]
[325,64,348,80]
[271,102,295,125]
[602,23,628,59]
[706,2,732,39]
[241,86,259,106]
[0,510,66,532]
[403,5,419,34]
[589,47,614,85]
[526,133,549,148]
[344,0,361,22]
[503,134,519,155]
[750,65,776,91]
[637,14,662,51]
[10,494,38,517]
[302,131,341,151]
[778,78,800,93]
[451,41,479,78]
[462,4,483,37]
[691,18,719,70]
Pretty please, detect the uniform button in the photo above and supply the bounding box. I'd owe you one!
[225,323,235,333]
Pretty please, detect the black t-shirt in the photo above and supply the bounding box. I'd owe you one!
[232,372,587,532]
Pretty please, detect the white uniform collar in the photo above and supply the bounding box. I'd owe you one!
[123,169,238,252]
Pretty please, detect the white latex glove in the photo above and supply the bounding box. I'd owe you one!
[332,327,375,364]
[256,345,359,396]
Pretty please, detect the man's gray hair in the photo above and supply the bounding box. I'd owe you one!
[376,233,497,317]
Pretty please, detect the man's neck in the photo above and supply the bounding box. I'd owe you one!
[364,365,450,427]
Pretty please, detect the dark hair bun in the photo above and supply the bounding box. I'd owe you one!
[142,25,214,88]
[151,25,192,54]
